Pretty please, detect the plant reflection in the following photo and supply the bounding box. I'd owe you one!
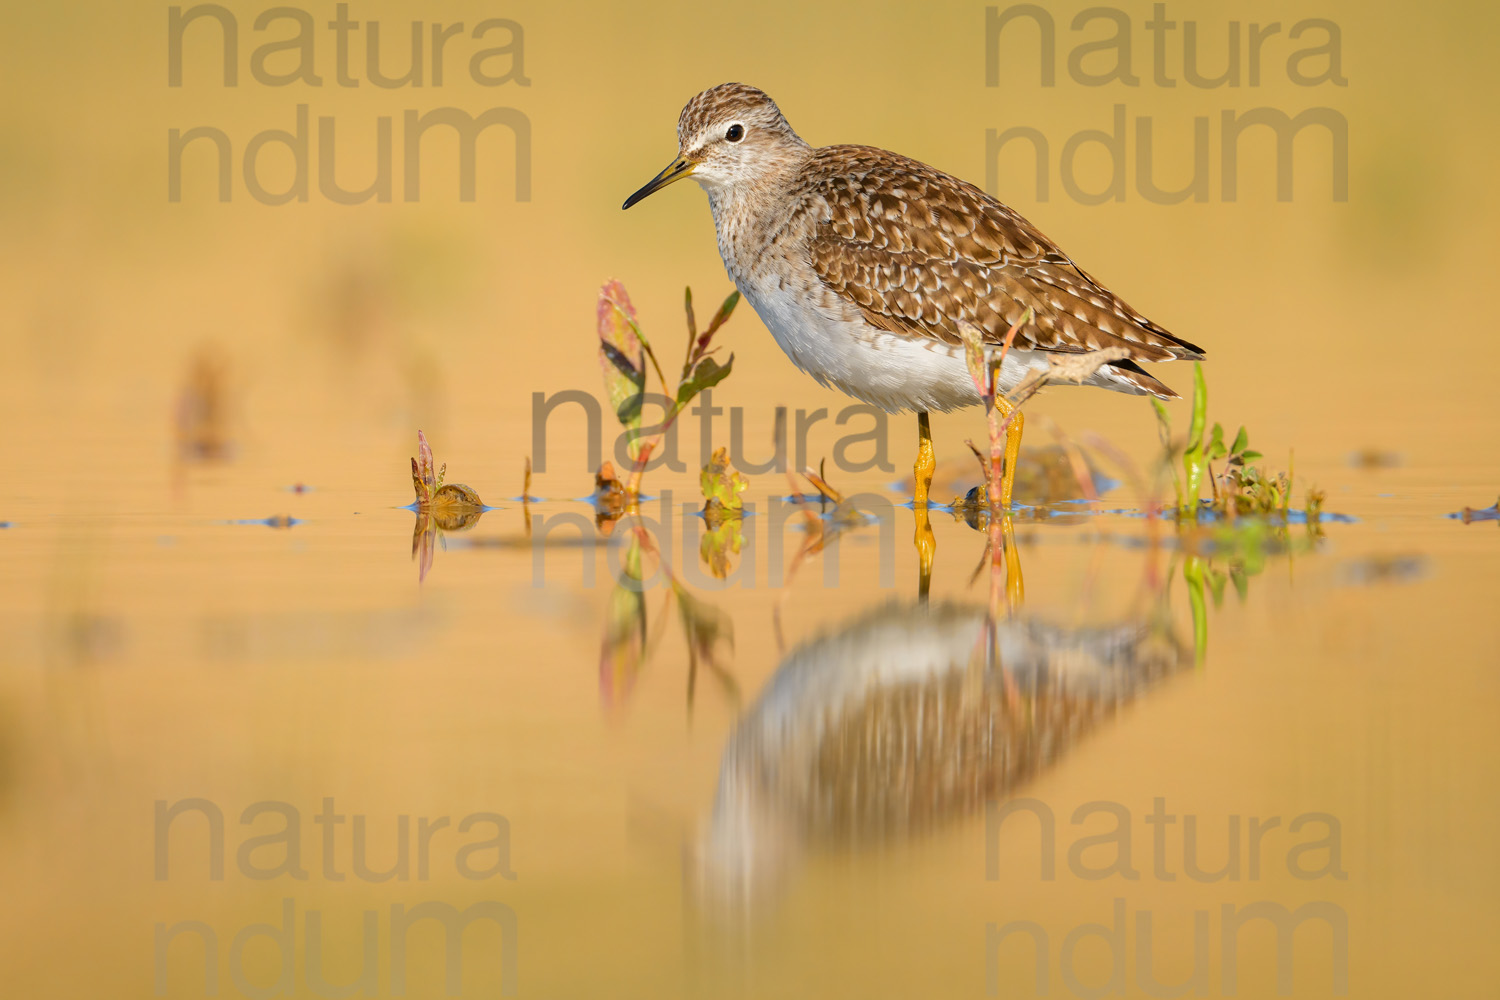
[411,504,487,583]
[1174,516,1323,667]
[599,519,739,714]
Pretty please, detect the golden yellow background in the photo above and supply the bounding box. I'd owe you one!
[1,2,1497,997]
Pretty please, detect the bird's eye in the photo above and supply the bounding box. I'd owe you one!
[725,123,745,143]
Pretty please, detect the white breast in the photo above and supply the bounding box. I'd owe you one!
[738,274,1051,415]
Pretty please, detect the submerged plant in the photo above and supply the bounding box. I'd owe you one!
[596,281,740,499]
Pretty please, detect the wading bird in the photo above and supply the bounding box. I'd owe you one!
[623,83,1203,509]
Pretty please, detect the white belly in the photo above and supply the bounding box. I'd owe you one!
[739,277,1052,414]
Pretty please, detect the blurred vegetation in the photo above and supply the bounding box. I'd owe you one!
[1457,497,1499,525]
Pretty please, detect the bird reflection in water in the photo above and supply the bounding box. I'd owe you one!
[691,579,1185,914]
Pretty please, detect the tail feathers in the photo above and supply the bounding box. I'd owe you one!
[1102,358,1180,400]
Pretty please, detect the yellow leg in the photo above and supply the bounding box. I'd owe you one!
[914,411,935,506]
[994,397,1025,508]
[1002,514,1025,610]
[914,412,935,600]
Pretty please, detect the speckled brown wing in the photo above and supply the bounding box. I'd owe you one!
[802,145,1204,363]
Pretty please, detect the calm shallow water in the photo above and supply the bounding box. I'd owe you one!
[0,401,1495,998]
[4,1,1500,992]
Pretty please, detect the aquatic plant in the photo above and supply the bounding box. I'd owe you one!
[700,446,748,514]
[408,430,485,582]
[410,430,484,509]
[590,460,628,532]
[699,447,748,579]
[589,285,745,696]
[596,281,740,498]
[1153,363,1321,521]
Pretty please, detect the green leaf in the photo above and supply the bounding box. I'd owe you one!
[1231,426,1249,455]
[1182,362,1208,509]
[700,446,748,512]
[1241,450,1263,462]
[616,391,644,424]
[1187,362,1207,447]
[684,290,741,383]
[676,354,734,410]
[702,290,741,338]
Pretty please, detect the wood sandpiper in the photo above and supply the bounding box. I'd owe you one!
[622,82,1204,511]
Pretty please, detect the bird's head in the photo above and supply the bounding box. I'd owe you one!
[623,83,809,209]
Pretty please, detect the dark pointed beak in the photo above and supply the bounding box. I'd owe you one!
[622,155,697,209]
